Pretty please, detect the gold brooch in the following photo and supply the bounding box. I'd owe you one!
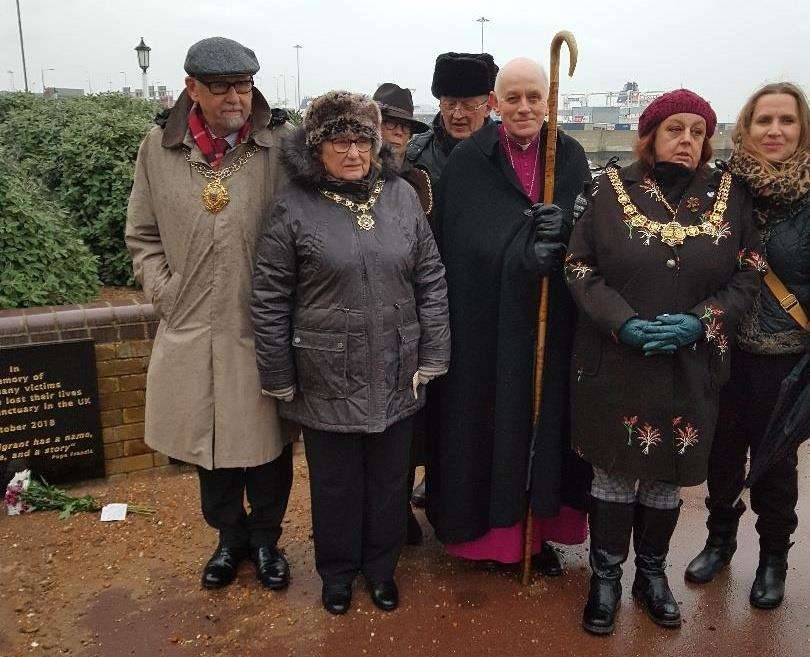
[686,197,701,213]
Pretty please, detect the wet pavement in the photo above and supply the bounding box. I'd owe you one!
[0,448,808,657]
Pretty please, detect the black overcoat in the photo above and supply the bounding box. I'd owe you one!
[565,162,764,485]
[426,122,592,544]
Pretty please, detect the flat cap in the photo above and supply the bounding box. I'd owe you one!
[184,37,260,77]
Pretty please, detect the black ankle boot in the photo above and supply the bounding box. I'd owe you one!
[750,544,792,609]
[685,535,737,584]
[322,582,352,615]
[631,503,682,628]
[582,497,635,636]
[532,542,564,577]
[685,498,743,584]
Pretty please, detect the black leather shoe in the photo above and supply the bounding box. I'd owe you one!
[406,509,424,545]
[252,546,290,590]
[201,544,248,589]
[411,478,426,508]
[368,580,399,611]
[750,550,790,609]
[322,582,352,615]
[532,542,564,577]
[685,538,736,584]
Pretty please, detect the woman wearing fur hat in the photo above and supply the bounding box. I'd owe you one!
[566,89,764,634]
[251,90,450,615]
[686,82,810,610]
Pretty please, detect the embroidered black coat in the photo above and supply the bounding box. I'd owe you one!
[566,162,764,486]
[426,122,592,544]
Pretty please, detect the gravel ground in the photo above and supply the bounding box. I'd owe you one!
[1,451,808,657]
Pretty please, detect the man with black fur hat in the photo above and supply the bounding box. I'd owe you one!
[405,52,498,193]
[126,37,296,592]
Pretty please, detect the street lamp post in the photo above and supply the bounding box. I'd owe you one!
[293,45,302,109]
[282,75,288,109]
[135,37,151,98]
[476,16,490,53]
[7,70,15,91]
[41,67,54,95]
[15,0,29,91]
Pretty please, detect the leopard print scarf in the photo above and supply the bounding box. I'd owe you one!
[728,148,810,230]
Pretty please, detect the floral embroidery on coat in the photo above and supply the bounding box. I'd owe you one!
[737,249,768,273]
[699,304,729,359]
[564,254,593,281]
[672,417,700,454]
[623,415,639,446]
[636,422,662,455]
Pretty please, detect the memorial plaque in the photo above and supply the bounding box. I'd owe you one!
[0,340,104,486]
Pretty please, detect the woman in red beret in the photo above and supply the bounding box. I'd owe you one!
[565,89,764,634]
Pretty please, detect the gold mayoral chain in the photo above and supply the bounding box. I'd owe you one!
[606,166,733,247]
[321,180,385,231]
[186,145,261,213]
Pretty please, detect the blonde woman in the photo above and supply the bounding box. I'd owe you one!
[686,82,810,610]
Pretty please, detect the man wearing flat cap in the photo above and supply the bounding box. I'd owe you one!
[126,36,296,591]
[405,52,498,194]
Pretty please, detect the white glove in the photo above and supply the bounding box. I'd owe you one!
[262,385,296,402]
[411,366,448,399]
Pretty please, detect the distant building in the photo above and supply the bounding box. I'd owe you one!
[43,87,84,100]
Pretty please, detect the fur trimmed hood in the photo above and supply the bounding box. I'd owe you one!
[280,126,401,192]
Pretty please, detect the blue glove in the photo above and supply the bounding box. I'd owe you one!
[618,318,662,349]
[642,313,704,355]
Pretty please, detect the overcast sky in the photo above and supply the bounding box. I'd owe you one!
[1,0,807,120]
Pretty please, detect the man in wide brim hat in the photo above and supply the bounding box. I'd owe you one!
[374,82,430,134]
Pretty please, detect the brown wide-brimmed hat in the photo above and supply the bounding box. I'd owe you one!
[372,83,430,134]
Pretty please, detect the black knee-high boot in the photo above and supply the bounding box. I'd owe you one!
[582,497,635,635]
[631,502,682,628]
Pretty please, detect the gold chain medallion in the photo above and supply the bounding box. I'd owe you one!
[201,179,230,213]
[186,145,260,213]
[321,180,385,230]
[607,167,732,247]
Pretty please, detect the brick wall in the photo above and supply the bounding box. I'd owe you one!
[0,300,162,477]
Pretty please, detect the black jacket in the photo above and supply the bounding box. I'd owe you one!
[251,129,450,433]
[739,195,810,354]
[426,122,592,544]
[566,162,763,485]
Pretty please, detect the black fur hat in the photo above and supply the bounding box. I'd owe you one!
[431,52,498,99]
[303,90,381,152]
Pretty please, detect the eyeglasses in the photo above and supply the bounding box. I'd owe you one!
[330,137,373,153]
[382,119,412,133]
[199,78,254,95]
[439,98,489,114]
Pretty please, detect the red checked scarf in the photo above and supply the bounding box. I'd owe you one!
[187,103,252,169]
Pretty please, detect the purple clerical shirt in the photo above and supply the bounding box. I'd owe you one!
[498,124,541,203]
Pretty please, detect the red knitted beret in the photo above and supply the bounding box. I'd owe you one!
[638,89,717,138]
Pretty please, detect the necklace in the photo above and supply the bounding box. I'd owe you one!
[321,180,385,230]
[607,167,733,247]
[186,145,260,213]
[504,134,539,199]
[639,177,679,216]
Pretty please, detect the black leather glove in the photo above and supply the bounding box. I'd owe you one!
[533,241,566,276]
[524,203,570,243]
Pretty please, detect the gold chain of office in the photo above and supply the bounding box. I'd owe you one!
[186,145,261,213]
[606,167,733,247]
[320,181,385,231]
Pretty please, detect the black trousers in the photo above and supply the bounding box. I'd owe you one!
[707,350,802,551]
[303,417,413,585]
[197,443,293,549]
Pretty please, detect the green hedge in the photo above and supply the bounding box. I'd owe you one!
[0,92,156,287]
[0,150,99,308]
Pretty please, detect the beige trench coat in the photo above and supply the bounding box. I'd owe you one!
[126,90,295,469]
